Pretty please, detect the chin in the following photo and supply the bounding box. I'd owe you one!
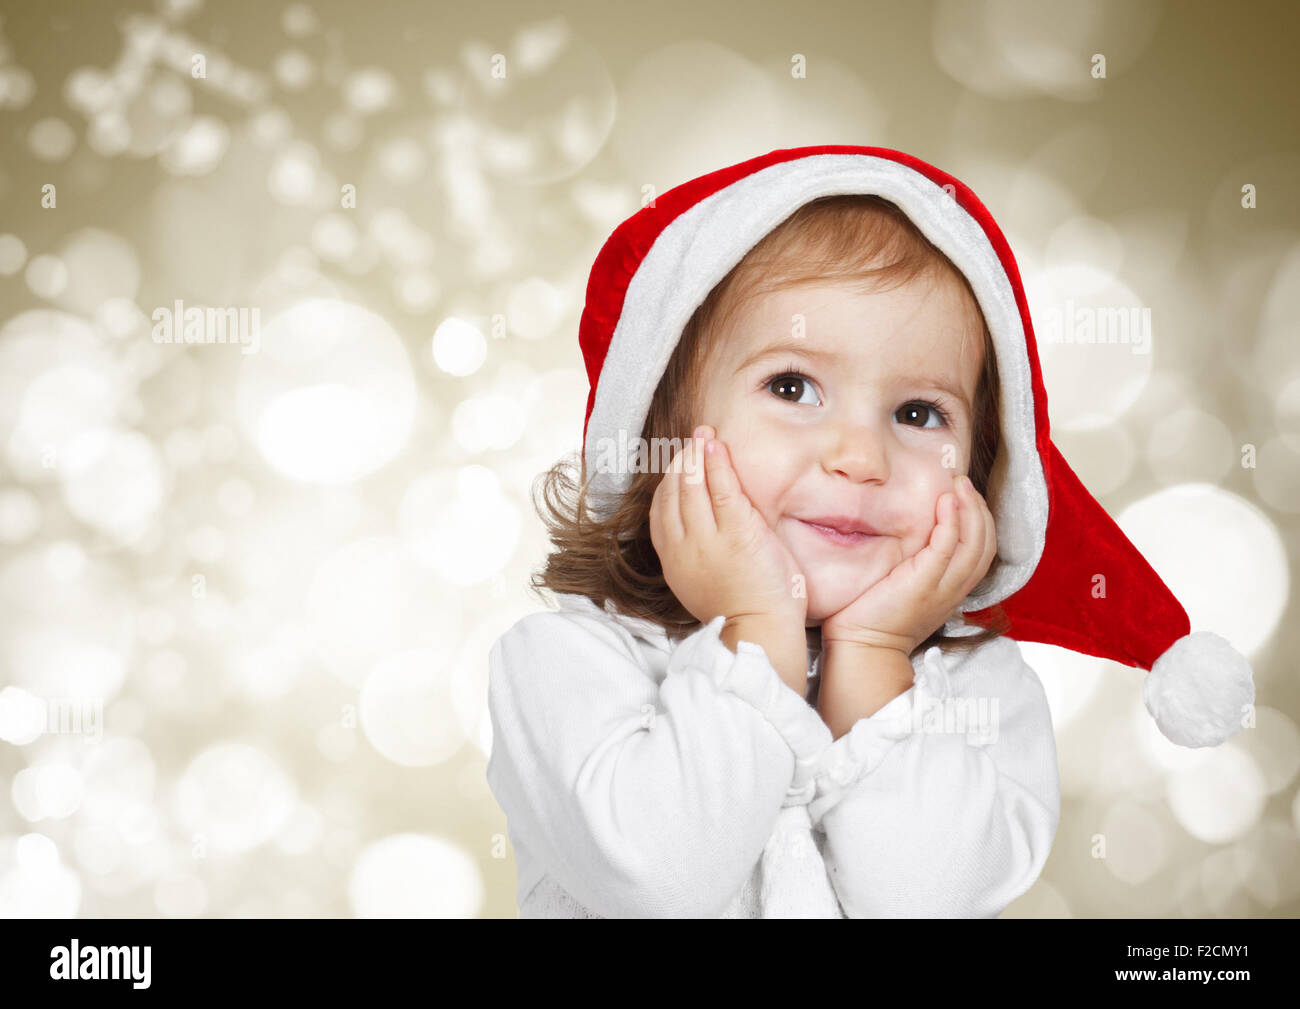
[796,557,889,621]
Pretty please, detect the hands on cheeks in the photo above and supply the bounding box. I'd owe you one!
[819,475,998,656]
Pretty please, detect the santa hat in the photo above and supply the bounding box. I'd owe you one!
[576,144,1255,749]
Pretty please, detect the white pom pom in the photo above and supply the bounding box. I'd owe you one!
[1143,631,1256,747]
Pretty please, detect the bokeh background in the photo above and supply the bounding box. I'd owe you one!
[0,0,1297,918]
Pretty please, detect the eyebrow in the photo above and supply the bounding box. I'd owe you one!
[735,338,973,413]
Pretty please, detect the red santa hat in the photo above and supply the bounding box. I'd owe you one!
[575,144,1255,749]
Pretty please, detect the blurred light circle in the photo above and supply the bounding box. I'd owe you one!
[154,874,207,916]
[1166,744,1266,844]
[322,112,363,151]
[932,0,1160,101]
[273,49,316,90]
[1044,216,1124,281]
[506,277,566,341]
[249,107,293,147]
[9,361,121,482]
[1117,484,1288,656]
[0,834,80,916]
[87,112,131,156]
[0,686,48,745]
[307,537,464,687]
[217,477,256,517]
[173,742,298,855]
[25,255,69,299]
[1051,422,1134,497]
[377,136,426,184]
[1099,799,1167,885]
[347,833,483,917]
[432,317,487,376]
[1233,819,1300,908]
[94,296,148,339]
[268,140,322,206]
[0,65,37,110]
[1276,374,1300,452]
[1014,642,1106,733]
[161,115,228,175]
[1226,706,1300,796]
[61,428,168,544]
[64,66,118,114]
[124,70,191,157]
[0,234,27,275]
[310,213,358,262]
[0,488,41,543]
[282,2,319,36]
[1026,263,1153,430]
[274,803,325,856]
[400,466,519,585]
[237,299,415,485]
[395,271,440,313]
[451,393,526,452]
[186,525,226,564]
[1252,437,1300,514]
[455,20,616,184]
[53,228,141,317]
[344,68,398,115]
[28,117,76,162]
[12,762,84,820]
[359,649,466,766]
[1145,407,1234,486]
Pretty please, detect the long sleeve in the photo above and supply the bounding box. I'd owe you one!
[807,635,1060,918]
[485,607,833,919]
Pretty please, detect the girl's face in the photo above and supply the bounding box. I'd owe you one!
[691,274,986,625]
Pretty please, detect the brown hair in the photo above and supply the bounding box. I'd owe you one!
[529,194,1009,657]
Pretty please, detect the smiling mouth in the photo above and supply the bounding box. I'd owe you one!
[796,519,880,547]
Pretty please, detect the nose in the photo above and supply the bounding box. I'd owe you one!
[823,421,890,484]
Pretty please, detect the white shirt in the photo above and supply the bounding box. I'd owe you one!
[485,592,1060,918]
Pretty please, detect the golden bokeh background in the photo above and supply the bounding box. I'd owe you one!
[0,0,1298,917]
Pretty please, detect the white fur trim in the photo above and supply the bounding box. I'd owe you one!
[1143,631,1256,748]
[583,153,1048,610]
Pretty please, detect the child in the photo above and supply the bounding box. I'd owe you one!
[485,146,1256,919]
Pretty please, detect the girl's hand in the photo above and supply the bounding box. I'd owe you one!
[820,474,998,655]
[649,425,808,628]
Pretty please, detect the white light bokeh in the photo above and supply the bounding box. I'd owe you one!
[359,649,468,767]
[399,466,520,586]
[172,742,299,856]
[1166,743,1267,844]
[432,316,488,376]
[1116,484,1289,657]
[1098,799,1168,885]
[347,833,484,917]
[237,299,416,485]
[1025,262,1154,431]
[307,537,465,688]
[0,834,81,917]
[1146,407,1235,486]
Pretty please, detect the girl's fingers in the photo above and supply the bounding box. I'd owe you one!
[702,438,743,528]
[678,436,717,536]
[654,447,685,542]
[941,477,991,596]
[913,491,960,584]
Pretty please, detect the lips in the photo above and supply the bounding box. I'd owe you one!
[795,517,881,547]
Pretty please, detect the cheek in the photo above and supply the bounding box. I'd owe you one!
[724,440,787,520]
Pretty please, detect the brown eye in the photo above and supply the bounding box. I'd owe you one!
[895,402,946,428]
[766,373,820,405]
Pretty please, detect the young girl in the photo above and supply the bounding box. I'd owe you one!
[485,146,1255,919]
